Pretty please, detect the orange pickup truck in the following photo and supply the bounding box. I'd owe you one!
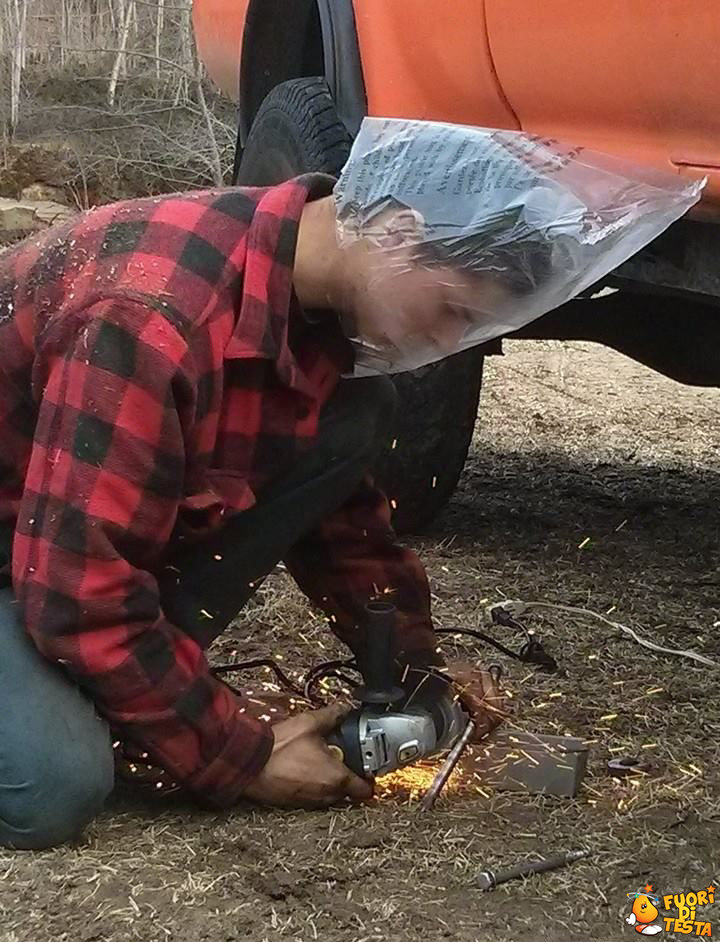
[193,0,718,530]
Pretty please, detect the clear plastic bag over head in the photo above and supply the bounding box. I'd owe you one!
[333,118,705,375]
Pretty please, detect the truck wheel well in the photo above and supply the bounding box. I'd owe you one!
[239,0,366,146]
[239,0,323,143]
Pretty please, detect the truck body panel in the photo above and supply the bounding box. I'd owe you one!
[486,0,720,209]
[192,0,716,212]
[193,0,248,103]
[352,0,518,130]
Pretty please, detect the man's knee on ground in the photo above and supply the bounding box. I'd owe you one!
[0,737,114,850]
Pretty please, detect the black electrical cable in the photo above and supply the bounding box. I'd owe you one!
[436,627,522,661]
[210,622,556,704]
[302,658,359,701]
[304,668,360,702]
[212,658,306,697]
[436,627,558,672]
[210,656,361,703]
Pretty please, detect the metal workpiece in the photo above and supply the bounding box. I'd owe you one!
[477,849,592,891]
[419,717,476,811]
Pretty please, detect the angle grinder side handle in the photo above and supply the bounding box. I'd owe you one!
[326,708,366,778]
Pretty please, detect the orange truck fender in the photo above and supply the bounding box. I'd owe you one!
[193,0,716,213]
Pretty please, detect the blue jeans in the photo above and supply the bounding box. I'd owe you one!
[0,587,114,849]
[0,377,397,849]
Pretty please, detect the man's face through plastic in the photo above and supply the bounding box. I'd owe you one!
[335,208,504,374]
[330,117,703,375]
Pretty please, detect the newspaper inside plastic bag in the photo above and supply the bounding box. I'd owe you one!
[333,118,705,375]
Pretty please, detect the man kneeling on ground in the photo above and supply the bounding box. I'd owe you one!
[0,156,514,848]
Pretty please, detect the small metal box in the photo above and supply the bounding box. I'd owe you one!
[468,730,589,797]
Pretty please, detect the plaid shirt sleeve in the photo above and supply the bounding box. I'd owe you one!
[12,298,273,808]
[285,475,443,668]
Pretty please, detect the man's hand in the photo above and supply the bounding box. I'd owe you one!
[445,661,508,741]
[240,703,374,809]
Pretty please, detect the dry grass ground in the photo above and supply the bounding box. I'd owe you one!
[2,338,719,942]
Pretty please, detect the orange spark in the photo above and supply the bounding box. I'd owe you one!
[375,762,465,801]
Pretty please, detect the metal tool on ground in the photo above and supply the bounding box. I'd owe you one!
[476,849,591,891]
[326,601,468,778]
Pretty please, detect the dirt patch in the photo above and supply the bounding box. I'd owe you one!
[2,339,719,942]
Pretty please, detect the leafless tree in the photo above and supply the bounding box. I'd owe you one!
[107,0,133,107]
[0,0,233,192]
[154,0,164,80]
[9,0,28,133]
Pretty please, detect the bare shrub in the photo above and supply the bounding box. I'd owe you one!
[0,0,236,200]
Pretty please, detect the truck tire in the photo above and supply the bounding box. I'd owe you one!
[236,77,484,531]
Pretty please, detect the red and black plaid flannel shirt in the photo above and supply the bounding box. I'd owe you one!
[0,174,437,807]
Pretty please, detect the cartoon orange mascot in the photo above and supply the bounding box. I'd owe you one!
[626,884,663,935]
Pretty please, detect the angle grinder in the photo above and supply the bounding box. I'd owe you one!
[326,601,468,778]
